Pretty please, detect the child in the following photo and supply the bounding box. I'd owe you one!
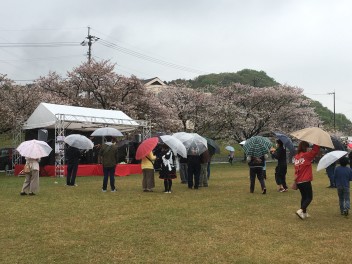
[334,157,352,216]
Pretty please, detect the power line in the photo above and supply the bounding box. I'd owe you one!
[0,42,80,47]
[98,39,207,75]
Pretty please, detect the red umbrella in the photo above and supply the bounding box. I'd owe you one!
[135,137,159,160]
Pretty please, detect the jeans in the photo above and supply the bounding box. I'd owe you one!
[249,167,266,192]
[103,166,116,191]
[297,181,313,213]
[337,187,350,212]
[326,165,336,187]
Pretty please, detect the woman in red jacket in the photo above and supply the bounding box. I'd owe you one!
[293,141,320,219]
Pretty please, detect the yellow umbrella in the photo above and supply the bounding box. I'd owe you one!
[290,127,334,149]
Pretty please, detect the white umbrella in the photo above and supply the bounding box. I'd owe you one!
[317,150,348,171]
[239,140,246,145]
[64,134,94,150]
[16,139,52,159]
[172,132,208,155]
[160,135,187,158]
[91,127,123,137]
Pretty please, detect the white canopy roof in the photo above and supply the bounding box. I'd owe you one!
[23,103,141,132]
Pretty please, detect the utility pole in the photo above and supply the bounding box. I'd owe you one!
[80,27,99,64]
[328,91,336,131]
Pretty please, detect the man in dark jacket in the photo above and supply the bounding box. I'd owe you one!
[99,136,119,192]
[66,146,81,186]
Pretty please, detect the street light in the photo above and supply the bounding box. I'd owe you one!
[328,91,335,131]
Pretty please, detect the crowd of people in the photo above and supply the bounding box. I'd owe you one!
[18,135,352,220]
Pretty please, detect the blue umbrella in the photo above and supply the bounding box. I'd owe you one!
[225,146,235,152]
[273,132,295,155]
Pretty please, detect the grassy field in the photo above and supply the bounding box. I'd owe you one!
[1,162,351,264]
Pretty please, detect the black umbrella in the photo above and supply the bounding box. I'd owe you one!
[330,136,346,151]
[204,137,220,155]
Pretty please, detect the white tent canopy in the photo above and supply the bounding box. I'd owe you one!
[23,102,141,132]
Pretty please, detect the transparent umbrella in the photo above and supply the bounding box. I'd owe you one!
[64,134,94,150]
[159,135,187,158]
[172,132,208,155]
[91,127,123,137]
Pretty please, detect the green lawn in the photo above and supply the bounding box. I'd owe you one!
[1,162,351,264]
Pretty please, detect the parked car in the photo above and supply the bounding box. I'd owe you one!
[0,148,15,171]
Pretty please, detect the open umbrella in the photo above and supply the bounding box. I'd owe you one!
[16,139,53,159]
[172,132,208,155]
[239,141,246,145]
[135,137,159,160]
[290,127,334,149]
[64,134,94,150]
[317,150,348,171]
[204,137,220,155]
[243,136,272,158]
[160,135,187,158]
[225,146,235,152]
[330,136,346,151]
[91,127,123,137]
[273,132,295,155]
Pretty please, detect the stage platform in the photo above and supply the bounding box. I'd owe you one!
[14,164,142,177]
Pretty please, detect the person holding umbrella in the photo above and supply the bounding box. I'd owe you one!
[293,141,320,219]
[271,139,288,192]
[247,155,267,194]
[187,145,202,190]
[17,139,53,196]
[334,156,352,216]
[99,136,119,192]
[141,150,156,192]
[20,157,40,196]
[65,145,81,186]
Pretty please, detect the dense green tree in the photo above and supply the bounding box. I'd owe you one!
[189,69,279,89]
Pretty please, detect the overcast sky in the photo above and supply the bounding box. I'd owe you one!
[1,0,351,122]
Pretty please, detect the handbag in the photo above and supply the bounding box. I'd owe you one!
[291,181,298,190]
[23,163,31,173]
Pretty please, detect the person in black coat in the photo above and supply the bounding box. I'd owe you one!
[187,145,202,189]
[158,145,176,193]
[271,139,288,192]
[66,145,81,186]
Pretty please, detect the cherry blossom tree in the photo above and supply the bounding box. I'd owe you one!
[157,86,216,133]
[0,74,54,133]
[212,84,320,142]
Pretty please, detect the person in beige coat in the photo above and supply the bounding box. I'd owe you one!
[141,151,156,192]
[20,157,40,196]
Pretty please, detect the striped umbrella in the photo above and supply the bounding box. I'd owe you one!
[243,136,272,158]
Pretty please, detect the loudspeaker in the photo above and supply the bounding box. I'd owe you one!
[38,129,48,141]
